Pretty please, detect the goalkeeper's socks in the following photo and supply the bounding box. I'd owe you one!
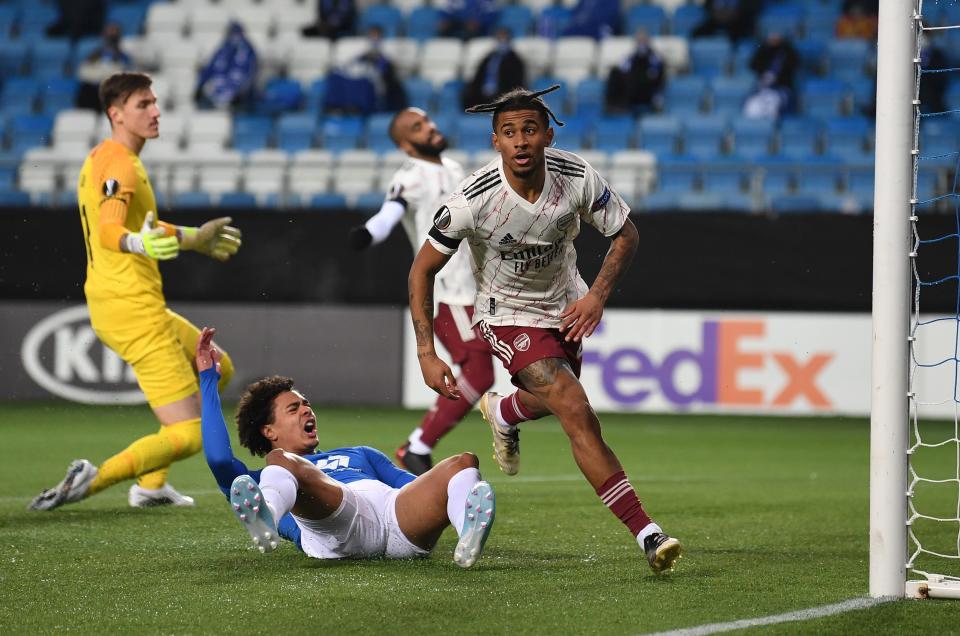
[596,470,653,538]
[258,465,298,525]
[496,391,536,428]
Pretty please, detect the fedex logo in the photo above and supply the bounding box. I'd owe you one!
[582,320,833,409]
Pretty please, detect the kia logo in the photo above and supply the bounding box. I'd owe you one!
[20,305,145,404]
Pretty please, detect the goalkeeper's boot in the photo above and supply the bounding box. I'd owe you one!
[128,483,195,508]
[28,459,98,511]
[395,442,432,476]
[644,532,682,573]
[454,480,496,568]
[479,392,520,475]
[230,475,279,554]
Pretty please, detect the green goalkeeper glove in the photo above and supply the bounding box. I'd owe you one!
[179,217,242,262]
[123,211,180,260]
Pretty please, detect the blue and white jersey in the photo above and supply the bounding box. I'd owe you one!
[199,368,416,548]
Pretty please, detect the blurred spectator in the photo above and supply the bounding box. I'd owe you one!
[302,0,356,39]
[196,22,258,110]
[692,0,760,42]
[76,23,132,111]
[462,27,526,109]
[438,0,499,39]
[324,26,407,115]
[562,0,620,38]
[835,0,878,40]
[605,29,665,114]
[47,0,104,40]
[743,30,798,119]
[919,36,948,115]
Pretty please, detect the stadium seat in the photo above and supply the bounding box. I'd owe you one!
[681,115,728,159]
[320,117,365,153]
[28,39,71,79]
[289,149,334,199]
[709,75,753,114]
[407,6,441,42]
[0,42,28,77]
[664,75,707,115]
[551,37,596,85]
[0,4,17,41]
[274,2,315,39]
[625,5,667,36]
[608,149,655,203]
[309,192,348,210]
[513,36,552,79]
[537,4,573,39]
[650,35,689,75]
[793,37,828,75]
[404,77,434,110]
[39,78,79,115]
[382,37,419,78]
[826,39,872,81]
[145,3,187,41]
[572,78,606,118]
[354,190,386,212]
[218,191,257,208]
[331,36,370,68]
[758,3,805,39]
[759,164,793,196]
[18,147,60,200]
[174,191,213,208]
[419,38,463,86]
[288,39,333,84]
[18,5,59,38]
[463,37,496,79]
[434,79,464,116]
[366,112,396,154]
[276,113,318,153]
[188,5,232,43]
[195,149,243,198]
[242,149,288,203]
[0,77,40,115]
[638,114,681,156]
[231,115,273,153]
[532,77,568,115]
[801,78,848,118]
[591,117,635,152]
[105,3,147,37]
[671,4,704,36]
[10,113,52,155]
[596,36,633,78]
[778,117,822,158]
[795,166,840,195]
[770,194,823,213]
[0,190,30,206]
[701,169,745,194]
[689,37,731,77]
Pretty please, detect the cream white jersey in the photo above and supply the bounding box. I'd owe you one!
[383,155,475,306]
[427,147,631,328]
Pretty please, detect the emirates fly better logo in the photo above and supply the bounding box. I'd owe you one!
[20,305,145,404]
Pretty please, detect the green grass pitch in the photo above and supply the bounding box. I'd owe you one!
[0,403,957,634]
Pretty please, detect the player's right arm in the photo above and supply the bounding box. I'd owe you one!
[196,327,250,492]
[348,180,411,250]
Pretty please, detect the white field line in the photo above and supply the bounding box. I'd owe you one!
[643,596,897,636]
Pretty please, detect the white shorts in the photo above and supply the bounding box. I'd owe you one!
[292,479,429,560]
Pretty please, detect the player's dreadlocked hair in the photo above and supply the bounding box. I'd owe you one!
[236,375,296,457]
[465,85,565,131]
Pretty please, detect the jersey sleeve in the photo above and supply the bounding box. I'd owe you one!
[361,446,416,488]
[426,191,473,255]
[199,367,250,494]
[96,152,139,250]
[580,160,631,237]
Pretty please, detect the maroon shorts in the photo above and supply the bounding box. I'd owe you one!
[477,321,582,389]
[434,303,489,364]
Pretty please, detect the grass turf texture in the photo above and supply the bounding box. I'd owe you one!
[0,403,957,635]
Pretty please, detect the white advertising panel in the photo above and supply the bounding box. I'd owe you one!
[402,309,941,417]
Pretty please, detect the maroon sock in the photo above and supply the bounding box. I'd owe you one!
[596,470,653,538]
[498,391,538,425]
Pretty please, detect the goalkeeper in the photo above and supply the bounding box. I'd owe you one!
[30,71,243,511]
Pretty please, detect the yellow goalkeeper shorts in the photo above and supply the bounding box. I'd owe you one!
[91,307,202,409]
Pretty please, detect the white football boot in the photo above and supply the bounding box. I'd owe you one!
[479,392,520,476]
[229,475,279,553]
[128,483,196,507]
[453,480,496,568]
[28,459,98,511]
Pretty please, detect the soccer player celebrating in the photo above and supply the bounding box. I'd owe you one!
[349,108,495,475]
[196,327,496,567]
[408,86,682,573]
[29,72,242,511]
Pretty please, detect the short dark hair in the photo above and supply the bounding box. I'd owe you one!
[465,85,565,132]
[235,375,295,457]
[98,72,153,122]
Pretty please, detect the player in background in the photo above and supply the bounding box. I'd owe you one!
[408,86,682,573]
[29,72,242,512]
[348,107,494,475]
[196,327,496,568]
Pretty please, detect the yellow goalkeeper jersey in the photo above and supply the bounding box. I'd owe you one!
[77,139,165,311]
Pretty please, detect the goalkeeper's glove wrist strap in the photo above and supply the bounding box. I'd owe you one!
[121,231,146,255]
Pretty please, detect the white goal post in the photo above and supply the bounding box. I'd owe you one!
[871,0,960,600]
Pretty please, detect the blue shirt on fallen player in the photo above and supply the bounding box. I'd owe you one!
[199,367,416,549]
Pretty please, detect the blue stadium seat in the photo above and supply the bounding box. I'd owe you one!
[778,116,821,158]
[257,78,305,115]
[233,115,273,152]
[554,114,586,148]
[536,5,572,39]
[106,3,147,36]
[18,5,59,38]
[731,118,774,146]
[657,156,699,193]
[407,7,441,41]
[671,4,704,36]
[366,112,395,154]
[719,192,754,212]
[39,77,79,114]
[71,36,100,70]
[682,115,728,159]
[760,168,792,196]
[354,190,385,212]
[822,116,872,160]
[701,170,745,194]
[689,37,731,77]
[435,79,464,116]
[625,5,667,36]
[532,77,567,115]
[358,4,404,38]
[219,192,257,208]
[309,192,348,209]
[455,115,495,152]
[846,170,875,198]
[320,116,365,152]
[793,37,827,75]
[404,77,434,110]
[758,3,805,39]
[638,114,680,155]
[801,78,847,118]
[676,192,724,211]
[174,191,212,208]
[770,194,822,213]
[265,192,301,209]
[276,113,317,153]
[0,42,28,77]
[0,5,17,40]
[496,4,534,38]
[0,166,15,192]
[0,190,30,206]
[664,75,706,115]
[847,77,875,115]
[305,79,327,114]
[826,39,872,81]
[804,12,840,42]
[10,113,52,154]
[29,39,71,79]
[591,116,634,152]
[572,78,605,118]
[710,75,752,114]
[795,167,840,195]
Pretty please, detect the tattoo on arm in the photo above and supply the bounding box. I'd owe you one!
[517,358,569,389]
[410,275,435,349]
[591,223,639,302]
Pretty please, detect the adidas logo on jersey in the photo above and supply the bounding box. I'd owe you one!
[499,233,516,246]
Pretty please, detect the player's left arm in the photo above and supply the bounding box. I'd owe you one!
[362,446,417,488]
[560,167,637,342]
[348,182,410,250]
[173,216,243,262]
